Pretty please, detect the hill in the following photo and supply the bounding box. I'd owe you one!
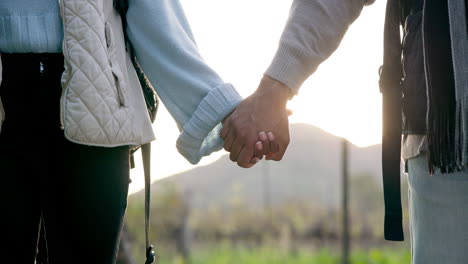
[142,123,383,210]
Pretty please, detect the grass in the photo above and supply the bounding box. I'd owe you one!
[152,245,411,264]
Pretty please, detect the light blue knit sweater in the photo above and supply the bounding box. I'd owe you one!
[0,0,63,52]
[0,0,241,164]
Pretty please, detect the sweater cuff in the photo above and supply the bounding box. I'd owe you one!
[264,46,313,96]
[176,83,242,164]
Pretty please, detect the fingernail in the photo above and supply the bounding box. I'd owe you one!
[259,131,267,140]
[256,141,263,150]
[267,132,275,141]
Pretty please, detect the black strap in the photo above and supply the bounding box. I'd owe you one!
[114,0,158,259]
[142,143,156,263]
[379,0,404,241]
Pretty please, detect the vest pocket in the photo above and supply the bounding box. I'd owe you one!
[105,21,127,107]
[110,64,127,107]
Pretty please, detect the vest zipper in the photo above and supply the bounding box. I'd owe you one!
[58,0,69,131]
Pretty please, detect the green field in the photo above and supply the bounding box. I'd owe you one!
[148,246,411,264]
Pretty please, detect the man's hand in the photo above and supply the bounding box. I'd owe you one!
[221,75,291,168]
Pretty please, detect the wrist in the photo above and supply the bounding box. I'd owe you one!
[256,75,291,108]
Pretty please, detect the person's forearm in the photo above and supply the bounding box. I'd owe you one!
[126,0,242,164]
[265,0,372,95]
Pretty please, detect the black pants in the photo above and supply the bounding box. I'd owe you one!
[0,53,130,263]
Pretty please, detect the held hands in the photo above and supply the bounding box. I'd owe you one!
[221,75,291,168]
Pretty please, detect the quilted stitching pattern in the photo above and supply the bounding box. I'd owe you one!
[61,0,134,145]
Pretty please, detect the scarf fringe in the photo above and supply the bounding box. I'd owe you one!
[428,96,467,174]
[428,98,463,174]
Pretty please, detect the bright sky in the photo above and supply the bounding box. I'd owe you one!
[129,0,386,194]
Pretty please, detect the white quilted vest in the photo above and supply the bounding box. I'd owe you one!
[59,0,155,147]
[0,0,155,147]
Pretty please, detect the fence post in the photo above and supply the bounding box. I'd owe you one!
[341,139,350,264]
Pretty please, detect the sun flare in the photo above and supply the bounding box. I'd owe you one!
[129,0,387,193]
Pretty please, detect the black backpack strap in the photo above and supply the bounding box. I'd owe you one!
[142,143,156,263]
[114,0,158,260]
[379,0,404,241]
